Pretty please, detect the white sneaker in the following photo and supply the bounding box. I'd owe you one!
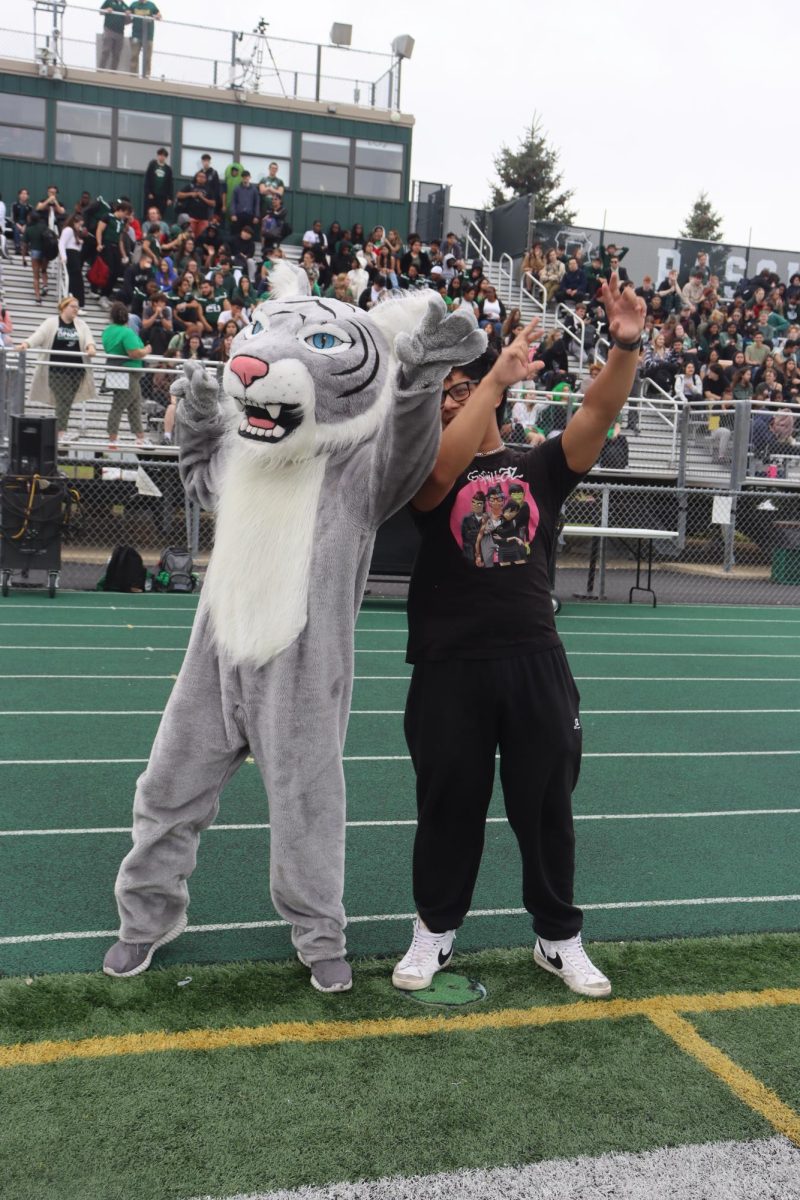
[98,295,111,310]
[534,932,611,997]
[392,916,455,991]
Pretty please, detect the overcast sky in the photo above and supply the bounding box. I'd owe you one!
[45,1,800,250]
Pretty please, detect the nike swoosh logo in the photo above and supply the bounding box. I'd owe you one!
[540,944,563,970]
[438,947,452,966]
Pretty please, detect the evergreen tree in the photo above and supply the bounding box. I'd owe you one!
[490,113,576,224]
[680,192,724,241]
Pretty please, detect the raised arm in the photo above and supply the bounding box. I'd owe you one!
[561,275,646,473]
[360,298,488,526]
[172,360,229,510]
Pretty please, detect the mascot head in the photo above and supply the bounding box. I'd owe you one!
[223,260,435,465]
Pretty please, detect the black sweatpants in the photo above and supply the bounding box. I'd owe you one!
[404,645,583,941]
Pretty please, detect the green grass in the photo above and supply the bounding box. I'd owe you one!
[1,933,798,1046]
[4,934,797,1200]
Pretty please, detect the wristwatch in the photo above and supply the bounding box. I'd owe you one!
[610,334,643,352]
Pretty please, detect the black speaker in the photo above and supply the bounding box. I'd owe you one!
[9,415,57,476]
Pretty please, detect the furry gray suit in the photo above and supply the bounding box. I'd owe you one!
[110,265,486,972]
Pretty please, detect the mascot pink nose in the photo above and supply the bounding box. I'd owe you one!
[230,356,270,389]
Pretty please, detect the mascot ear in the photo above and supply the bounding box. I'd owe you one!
[265,259,311,299]
[364,290,438,357]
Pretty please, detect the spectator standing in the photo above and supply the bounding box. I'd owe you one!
[96,199,132,310]
[101,301,153,448]
[26,211,53,304]
[18,296,97,442]
[99,0,130,71]
[200,154,222,213]
[258,163,285,213]
[12,189,32,262]
[229,171,260,235]
[58,214,86,306]
[176,172,215,241]
[144,149,173,217]
[129,1,161,78]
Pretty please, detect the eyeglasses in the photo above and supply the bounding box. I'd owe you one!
[441,380,476,404]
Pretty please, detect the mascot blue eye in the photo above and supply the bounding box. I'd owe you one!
[250,320,265,337]
[307,331,343,350]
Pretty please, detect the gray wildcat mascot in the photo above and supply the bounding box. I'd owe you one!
[103,261,486,991]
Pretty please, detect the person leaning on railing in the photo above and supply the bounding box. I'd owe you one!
[17,296,97,445]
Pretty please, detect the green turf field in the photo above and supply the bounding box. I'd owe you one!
[0,594,798,976]
[1,593,798,1199]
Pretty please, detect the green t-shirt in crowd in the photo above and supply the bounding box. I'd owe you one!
[101,0,129,34]
[101,214,125,248]
[200,296,226,323]
[129,1,160,41]
[102,323,145,369]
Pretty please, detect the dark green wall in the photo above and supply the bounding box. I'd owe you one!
[0,70,412,241]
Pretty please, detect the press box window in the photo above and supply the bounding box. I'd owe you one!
[354,140,403,200]
[56,100,112,167]
[180,117,235,178]
[300,133,350,194]
[240,125,292,187]
[0,94,45,159]
[116,109,172,171]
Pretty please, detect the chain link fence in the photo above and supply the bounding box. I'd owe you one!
[2,350,800,600]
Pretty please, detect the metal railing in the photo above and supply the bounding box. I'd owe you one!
[554,302,587,370]
[465,221,493,269]
[498,253,514,303]
[521,270,547,321]
[3,2,402,110]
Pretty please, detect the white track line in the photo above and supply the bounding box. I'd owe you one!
[0,672,410,681]
[1,750,799,766]
[561,631,800,640]
[3,809,798,837]
[558,613,800,624]
[3,647,800,660]
[4,894,800,945]
[574,676,800,682]
[1,707,798,718]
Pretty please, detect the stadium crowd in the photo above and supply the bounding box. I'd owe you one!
[3,145,799,464]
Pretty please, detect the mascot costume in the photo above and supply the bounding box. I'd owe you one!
[103,261,486,991]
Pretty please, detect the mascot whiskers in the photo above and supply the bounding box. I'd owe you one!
[103,261,486,991]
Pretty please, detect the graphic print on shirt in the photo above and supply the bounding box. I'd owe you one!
[449,475,539,569]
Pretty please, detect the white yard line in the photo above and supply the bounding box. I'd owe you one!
[3,895,799,945]
[2,706,799,718]
[3,809,798,838]
[185,1138,800,1200]
[1,749,798,766]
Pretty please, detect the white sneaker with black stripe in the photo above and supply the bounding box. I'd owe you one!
[392,916,455,991]
[534,932,611,997]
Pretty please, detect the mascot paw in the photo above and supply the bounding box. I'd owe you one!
[395,295,488,389]
[171,359,220,422]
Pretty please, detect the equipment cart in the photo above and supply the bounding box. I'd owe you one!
[0,474,75,598]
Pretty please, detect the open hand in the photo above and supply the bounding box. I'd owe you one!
[490,317,542,388]
[600,274,646,344]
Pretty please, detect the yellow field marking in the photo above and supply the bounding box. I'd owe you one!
[648,1003,800,1147]
[1,987,798,1074]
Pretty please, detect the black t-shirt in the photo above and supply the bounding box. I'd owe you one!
[406,437,583,663]
[50,319,80,364]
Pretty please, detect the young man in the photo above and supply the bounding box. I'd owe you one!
[393,274,646,998]
[129,1,161,78]
[95,198,132,309]
[144,149,173,217]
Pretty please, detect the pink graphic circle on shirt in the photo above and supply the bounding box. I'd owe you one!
[450,476,539,550]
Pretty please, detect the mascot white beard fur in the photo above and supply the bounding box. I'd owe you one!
[104,259,487,991]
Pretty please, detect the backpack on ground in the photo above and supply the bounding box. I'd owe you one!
[99,544,148,593]
[154,546,197,593]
